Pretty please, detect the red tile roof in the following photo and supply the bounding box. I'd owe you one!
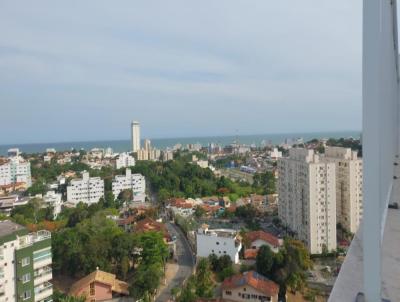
[222,271,279,297]
[244,248,259,260]
[134,218,171,241]
[246,230,281,247]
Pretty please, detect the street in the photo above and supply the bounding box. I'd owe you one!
[155,222,195,302]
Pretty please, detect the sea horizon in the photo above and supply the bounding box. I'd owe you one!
[0,130,361,156]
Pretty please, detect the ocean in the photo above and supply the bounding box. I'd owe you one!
[0,131,361,156]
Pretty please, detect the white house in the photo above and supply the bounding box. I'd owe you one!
[245,230,283,253]
[66,171,104,205]
[269,148,282,160]
[42,191,63,218]
[115,152,136,169]
[196,225,242,264]
[221,271,279,302]
[112,168,145,202]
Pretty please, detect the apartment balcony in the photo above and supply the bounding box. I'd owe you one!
[34,282,53,302]
[33,257,52,270]
[34,268,52,286]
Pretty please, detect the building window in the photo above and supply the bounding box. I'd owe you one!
[225,291,232,296]
[21,257,30,267]
[22,290,31,300]
[90,282,95,296]
[22,273,30,283]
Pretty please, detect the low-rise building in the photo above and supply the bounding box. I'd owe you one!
[0,195,30,215]
[221,271,279,302]
[245,230,283,253]
[0,220,53,302]
[42,191,63,218]
[112,169,145,202]
[69,268,129,302]
[196,225,242,263]
[67,171,104,205]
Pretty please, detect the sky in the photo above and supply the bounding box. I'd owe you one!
[0,1,362,144]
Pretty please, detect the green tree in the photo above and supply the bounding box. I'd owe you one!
[256,245,274,277]
[195,258,214,298]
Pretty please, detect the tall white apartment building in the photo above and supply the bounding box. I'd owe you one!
[0,220,53,302]
[0,155,32,188]
[278,148,337,254]
[66,171,104,205]
[115,152,136,169]
[112,168,145,201]
[131,121,141,153]
[324,146,363,234]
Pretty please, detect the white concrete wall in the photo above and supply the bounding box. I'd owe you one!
[67,173,104,204]
[112,169,145,199]
[0,238,17,301]
[222,285,278,302]
[196,231,241,263]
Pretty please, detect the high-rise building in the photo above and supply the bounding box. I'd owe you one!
[0,220,53,302]
[278,148,337,254]
[131,121,141,153]
[66,171,104,205]
[324,146,363,234]
[144,139,151,151]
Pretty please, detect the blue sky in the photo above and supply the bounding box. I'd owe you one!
[0,1,362,144]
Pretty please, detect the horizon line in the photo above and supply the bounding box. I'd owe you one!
[0,129,361,147]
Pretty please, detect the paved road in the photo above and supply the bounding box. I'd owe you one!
[155,223,195,302]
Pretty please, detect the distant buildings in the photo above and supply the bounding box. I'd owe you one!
[112,168,145,202]
[115,152,135,169]
[324,146,363,233]
[137,138,162,161]
[67,171,104,205]
[0,220,53,302]
[131,121,141,153]
[221,271,279,302]
[0,150,32,188]
[278,148,337,254]
[196,225,242,263]
[162,150,174,161]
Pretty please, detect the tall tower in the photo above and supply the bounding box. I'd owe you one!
[131,121,141,152]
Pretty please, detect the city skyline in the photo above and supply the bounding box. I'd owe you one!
[0,1,361,145]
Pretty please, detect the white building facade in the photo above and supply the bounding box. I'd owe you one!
[196,227,242,263]
[115,152,136,169]
[278,148,337,254]
[42,191,63,218]
[112,169,145,201]
[0,156,32,187]
[0,221,53,302]
[66,171,104,205]
[324,146,363,234]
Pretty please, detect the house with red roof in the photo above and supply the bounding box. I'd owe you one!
[221,271,279,302]
[245,230,283,253]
